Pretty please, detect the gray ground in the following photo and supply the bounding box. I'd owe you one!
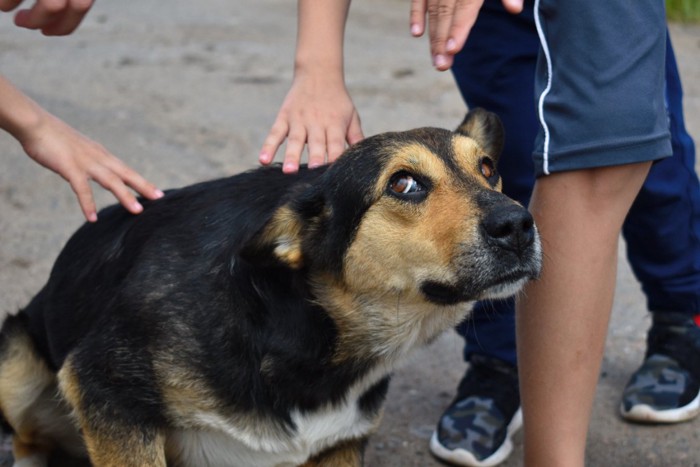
[0,1,699,466]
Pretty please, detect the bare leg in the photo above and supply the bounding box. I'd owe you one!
[516,162,651,466]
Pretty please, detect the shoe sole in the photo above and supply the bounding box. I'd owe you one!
[429,408,522,467]
[620,389,700,423]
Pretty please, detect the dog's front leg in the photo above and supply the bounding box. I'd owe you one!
[76,427,167,467]
[299,438,366,467]
[57,360,167,467]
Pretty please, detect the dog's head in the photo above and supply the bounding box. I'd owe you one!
[243,108,541,354]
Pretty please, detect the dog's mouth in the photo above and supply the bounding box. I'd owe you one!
[421,269,536,306]
[420,281,468,306]
[478,274,531,300]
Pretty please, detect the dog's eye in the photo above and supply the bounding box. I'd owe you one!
[390,174,420,194]
[387,172,427,201]
[480,157,498,183]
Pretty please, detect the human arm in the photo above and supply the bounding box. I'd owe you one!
[409,0,524,71]
[0,75,163,222]
[259,0,363,173]
[0,0,94,36]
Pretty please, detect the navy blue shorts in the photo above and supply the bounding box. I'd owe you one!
[451,0,700,364]
[532,0,672,175]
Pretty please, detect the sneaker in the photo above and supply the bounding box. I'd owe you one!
[620,312,700,423]
[430,354,521,467]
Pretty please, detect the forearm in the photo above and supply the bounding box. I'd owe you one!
[0,74,162,221]
[260,0,361,171]
[295,0,351,79]
[0,75,44,142]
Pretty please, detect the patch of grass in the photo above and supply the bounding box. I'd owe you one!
[667,0,700,22]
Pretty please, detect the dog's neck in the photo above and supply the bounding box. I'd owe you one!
[312,281,473,367]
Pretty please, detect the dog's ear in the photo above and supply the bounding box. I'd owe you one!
[239,185,324,269]
[455,108,505,159]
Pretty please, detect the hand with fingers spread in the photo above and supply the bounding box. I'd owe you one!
[260,70,363,174]
[409,0,523,71]
[21,110,164,222]
[0,75,163,222]
[0,0,94,36]
[260,0,364,173]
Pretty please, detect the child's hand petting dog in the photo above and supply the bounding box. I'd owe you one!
[0,75,163,221]
[259,69,363,174]
[260,0,363,174]
[19,106,164,222]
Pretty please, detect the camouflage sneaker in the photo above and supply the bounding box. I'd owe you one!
[430,354,521,467]
[620,312,700,423]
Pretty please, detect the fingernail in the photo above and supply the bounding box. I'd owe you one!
[87,212,98,223]
[446,38,456,52]
[411,23,421,36]
[504,0,524,11]
[283,163,297,173]
[154,189,165,198]
[259,151,270,164]
[132,201,144,213]
[433,54,447,68]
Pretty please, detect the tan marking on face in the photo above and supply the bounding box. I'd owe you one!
[313,139,490,363]
[451,134,503,191]
[343,141,483,298]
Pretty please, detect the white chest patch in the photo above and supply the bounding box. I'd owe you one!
[165,383,378,467]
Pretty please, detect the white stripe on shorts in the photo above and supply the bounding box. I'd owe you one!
[534,0,553,175]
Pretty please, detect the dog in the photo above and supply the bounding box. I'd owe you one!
[0,108,540,467]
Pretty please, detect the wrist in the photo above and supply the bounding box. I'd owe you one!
[294,0,349,83]
[0,94,45,143]
[293,50,346,88]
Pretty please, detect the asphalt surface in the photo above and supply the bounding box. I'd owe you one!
[1,1,699,465]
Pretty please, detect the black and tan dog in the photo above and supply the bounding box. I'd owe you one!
[0,108,540,467]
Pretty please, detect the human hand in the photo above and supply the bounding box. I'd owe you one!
[410,0,524,71]
[18,109,163,222]
[0,0,94,36]
[259,73,363,174]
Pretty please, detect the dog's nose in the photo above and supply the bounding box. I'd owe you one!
[481,205,535,254]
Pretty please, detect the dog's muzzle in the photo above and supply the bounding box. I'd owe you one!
[420,202,541,306]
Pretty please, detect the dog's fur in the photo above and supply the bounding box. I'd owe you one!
[0,109,541,467]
